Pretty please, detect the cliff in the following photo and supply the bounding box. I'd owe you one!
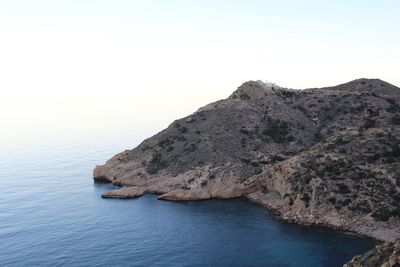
[345,239,400,267]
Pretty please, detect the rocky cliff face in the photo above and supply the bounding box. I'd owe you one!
[344,240,400,267]
[94,78,400,264]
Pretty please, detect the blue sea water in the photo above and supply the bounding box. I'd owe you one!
[0,102,377,267]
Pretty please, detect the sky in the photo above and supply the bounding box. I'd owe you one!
[0,0,399,104]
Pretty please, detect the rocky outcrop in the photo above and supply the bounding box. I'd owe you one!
[93,78,400,264]
[101,186,146,199]
[344,240,400,267]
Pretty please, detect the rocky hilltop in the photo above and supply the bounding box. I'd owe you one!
[94,78,400,264]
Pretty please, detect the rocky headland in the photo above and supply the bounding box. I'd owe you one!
[94,78,400,266]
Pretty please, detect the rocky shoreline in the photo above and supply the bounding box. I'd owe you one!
[98,182,399,243]
[344,240,400,267]
[246,191,399,242]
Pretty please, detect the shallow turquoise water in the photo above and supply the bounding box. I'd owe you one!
[0,102,377,266]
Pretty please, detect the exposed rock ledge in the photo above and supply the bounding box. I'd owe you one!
[101,186,146,199]
[94,79,400,265]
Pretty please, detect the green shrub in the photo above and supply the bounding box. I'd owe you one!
[318,157,347,176]
[391,115,400,125]
[314,130,323,141]
[208,174,216,180]
[392,193,400,202]
[239,129,252,136]
[179,126,188,133]
[279,90,296,98]
[337,183,350,194]
[301,193,311,207]
[253,167,262,175]
[240,158,251,164]
[158,138,174,148]
[342,198,351,206]
[240,137,247,147]
[328,197,336,204]
[184,144,197,153]
[386,103,400,113]
[271,154,286,163]
[262,118,291,143]
[392,208,400,217]
[146,153,168,174]
[372,208,392,221]
[239,92,251,100]
[174,122,188,133]
[201,180,208,187]
[302,176,313,184]
[372,208,400,221]
[250,161,259,167]
[364,118,376,129]
[287,135,295,142]
[294,105,307,113]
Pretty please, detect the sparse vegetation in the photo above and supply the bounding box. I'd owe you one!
[158,138,174,148]
[208,174,216,180]
[301,193,310,207]
[314,130,323,141]
[146,153,168,174]
[391,114,400,125]
[364,118,376,129]
[261,117,291,143]
[184,143,197,153]
[302,175,312,184]
[372,208,400,221]
[386,100,400,113]
[175,122,188,133]
[239,92,250,100]
[337,183,350,194]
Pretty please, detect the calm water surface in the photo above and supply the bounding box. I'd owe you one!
[0,102,377,266]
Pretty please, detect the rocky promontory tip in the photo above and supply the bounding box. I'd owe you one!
[94,78,400,265]
[101,186,146,199]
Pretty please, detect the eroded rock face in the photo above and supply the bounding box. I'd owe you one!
[344,240,400,267]
[94,79,400,246]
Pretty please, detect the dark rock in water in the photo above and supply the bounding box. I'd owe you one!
[93,78,400,264]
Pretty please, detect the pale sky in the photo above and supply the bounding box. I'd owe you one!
[1,0,399,103]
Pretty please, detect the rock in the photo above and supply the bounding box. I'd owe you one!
[101,186,145,199]
[344,239,400,267]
